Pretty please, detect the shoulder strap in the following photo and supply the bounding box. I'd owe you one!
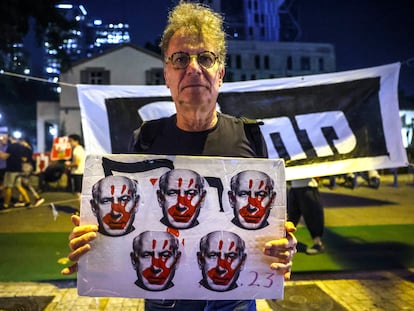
[240,117,268,158]
[128,118,167,152]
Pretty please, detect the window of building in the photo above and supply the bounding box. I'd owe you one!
[264,55,270,69]
[255,55,261,69]
[146,68,165,85]
[241,73,246,81]
[236,54,242,69]
[318,57,325,72]
[251,73,256,80]
[287,56,292,71]
[300,56,311,71]
[80,67,110,84]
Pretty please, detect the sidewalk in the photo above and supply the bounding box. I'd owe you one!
[0,173,413,310]
[0,269,413,310]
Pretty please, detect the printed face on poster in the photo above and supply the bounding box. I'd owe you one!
[78,154,286,300]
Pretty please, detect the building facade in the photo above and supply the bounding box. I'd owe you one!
[37,44,163,152]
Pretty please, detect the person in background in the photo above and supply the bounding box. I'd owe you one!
[65,134,85,200]
[61,3,297,311]
[287,178,325,255]
[14,138,45,208]
[0,136,32,208]
[0,134,8,199]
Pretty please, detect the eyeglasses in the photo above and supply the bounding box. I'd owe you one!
[166,51,218,69]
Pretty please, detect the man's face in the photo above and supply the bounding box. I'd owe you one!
[92,176,139,236]
[163,29,224,115]
[158,169,206,229]
[198,231,246,292]
[229,171,275,230]
[132,231,181,291]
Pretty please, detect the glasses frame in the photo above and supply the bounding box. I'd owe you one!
[166,51,219,69]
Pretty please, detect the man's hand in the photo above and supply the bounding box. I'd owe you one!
[60,215,98,275]
[263,221,297,280]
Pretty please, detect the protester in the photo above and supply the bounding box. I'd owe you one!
[65,134,85,200]
[62,3,297,311]
[0,136,32,208]
[0,134,8,198]
[14,138,45,208]
[287,178,325,255]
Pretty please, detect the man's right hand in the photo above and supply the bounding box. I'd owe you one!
[60,215,98,275]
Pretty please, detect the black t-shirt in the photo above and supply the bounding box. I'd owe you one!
[129,113,267,158]
[6,142,30,172]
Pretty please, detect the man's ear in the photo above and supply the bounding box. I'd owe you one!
[130,252,138,270]
[228,191,236,207]
[157,190,164,207]
[133,195,140,212]
[174,251,182,268]
[240,253,247,271]
[90,200,98,216]
[197,252,204,269]
[218,66,225,85]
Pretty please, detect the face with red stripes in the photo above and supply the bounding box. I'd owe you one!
[157,169,206,229]
[131,231,181,291]
[228,170,276,230]
[197,231,246,292]
[91,175,140,236]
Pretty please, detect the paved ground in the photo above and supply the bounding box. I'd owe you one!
[0,172,413,310]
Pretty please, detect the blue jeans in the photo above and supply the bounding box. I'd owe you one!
[145,299,256,311]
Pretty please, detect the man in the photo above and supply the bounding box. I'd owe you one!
[0,136,32,208]
[228,170,276,230]
[157,169,206,229]
[130,231,181,291]
[197,231,247,292]
[90,175,140,237]
[65,134,85,200]
[288,178,325,255]
[62,3,297,311]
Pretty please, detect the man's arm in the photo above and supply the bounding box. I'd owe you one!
[0,151,10,160]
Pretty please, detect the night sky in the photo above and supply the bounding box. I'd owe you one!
[70,0,414,96]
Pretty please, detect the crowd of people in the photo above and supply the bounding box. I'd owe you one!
[0,133,85,210]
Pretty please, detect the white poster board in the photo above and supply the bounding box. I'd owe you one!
[78,154,286,300]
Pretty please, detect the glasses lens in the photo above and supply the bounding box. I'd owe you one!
[171,52,190,69]
[198,52,216,68]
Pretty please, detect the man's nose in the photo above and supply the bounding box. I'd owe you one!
[187,56,202,71]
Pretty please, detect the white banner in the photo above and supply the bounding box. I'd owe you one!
[78,63,407,180]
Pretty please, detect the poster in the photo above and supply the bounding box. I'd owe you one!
[78,154,287,300]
